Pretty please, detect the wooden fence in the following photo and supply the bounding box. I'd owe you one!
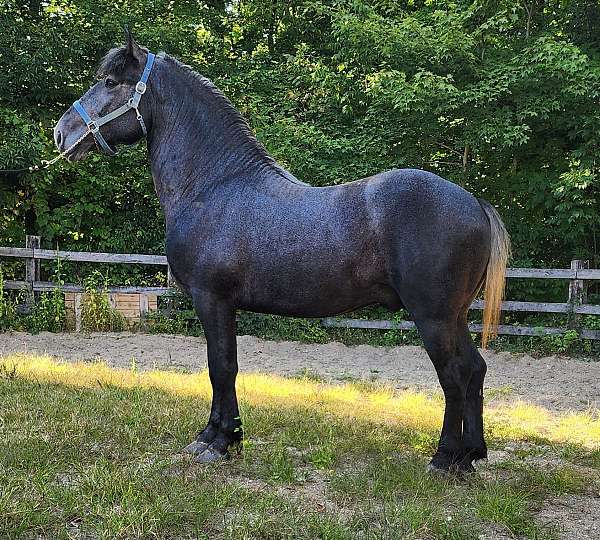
[1,236,600,339]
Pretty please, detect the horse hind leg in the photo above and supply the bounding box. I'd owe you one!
[413,315,476,474]
[461,339,488,464]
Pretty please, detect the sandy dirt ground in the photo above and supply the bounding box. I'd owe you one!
[1,331,598,412]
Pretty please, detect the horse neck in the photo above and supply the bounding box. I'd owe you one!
[146,57,288,214]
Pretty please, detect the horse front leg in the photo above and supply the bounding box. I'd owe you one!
[183,291,242,463]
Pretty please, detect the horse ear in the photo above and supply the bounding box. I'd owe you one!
[124,26,143,62]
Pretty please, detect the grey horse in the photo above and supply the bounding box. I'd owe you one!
[54,34,510,474]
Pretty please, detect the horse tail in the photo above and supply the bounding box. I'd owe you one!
[478,198,511,348]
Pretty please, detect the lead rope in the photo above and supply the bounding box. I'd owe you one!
[0,130,91,174]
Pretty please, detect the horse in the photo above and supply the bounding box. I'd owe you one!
[54,33,510,474]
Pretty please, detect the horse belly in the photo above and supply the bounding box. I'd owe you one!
[237,254,399,317]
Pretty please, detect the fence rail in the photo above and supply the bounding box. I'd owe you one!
[1,236,599,339]
[320,318,600,340]
[0,247,168,266]
[1,280,171,295]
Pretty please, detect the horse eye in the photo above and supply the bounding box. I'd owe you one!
[105,78,118,89]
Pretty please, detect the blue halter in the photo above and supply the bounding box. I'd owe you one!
[73,52,156,156]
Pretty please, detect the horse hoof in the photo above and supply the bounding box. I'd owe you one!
[193,447,228,464]
[182,440,209,455]
[426,462,450,476]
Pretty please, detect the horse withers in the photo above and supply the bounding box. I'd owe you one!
[54,33,510,474]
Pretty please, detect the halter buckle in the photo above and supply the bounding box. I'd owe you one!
[135,81,147,95]
[88,121,99,133]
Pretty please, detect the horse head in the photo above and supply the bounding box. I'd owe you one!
[54,30,155,160]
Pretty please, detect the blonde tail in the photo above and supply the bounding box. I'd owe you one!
[478,199,511,348]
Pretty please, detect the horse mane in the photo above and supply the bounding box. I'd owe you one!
[98,46,305,185]
[165,55,307,184]
[167,56,279,172]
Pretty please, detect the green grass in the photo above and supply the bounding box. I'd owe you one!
[475,483,542,537]
[0,354,598,539]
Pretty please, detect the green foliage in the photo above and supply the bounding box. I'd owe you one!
[145,310,191,335]
[259,442,299,484]
[0,263,66,333]
[25,288,66,333]
[475,484,543,538]
[25,257,66,333]
[540,329,580,355]
[237,311,328,343]
[381,310,412,346]
[144,289,199,335]
[2,0,600,269]
[307,444,336,470]
[81,271,126,332]
[0,267,18,330]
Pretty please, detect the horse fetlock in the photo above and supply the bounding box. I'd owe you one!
[195,422,220,444]
[451,460,476,476]
[186,419,242,452]
[191,434,242,464]
[211,431,241,452]
[429,445,481,474]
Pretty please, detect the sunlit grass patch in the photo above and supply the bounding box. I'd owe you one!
[554,411,600,446]
[485,385,514,400]
[3,353,599,452]
[487,401,600,449]
[0,352,598,539]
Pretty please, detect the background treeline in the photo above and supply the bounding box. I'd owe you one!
[1,0,599,283]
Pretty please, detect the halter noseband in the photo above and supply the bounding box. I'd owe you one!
[72,52,156,156]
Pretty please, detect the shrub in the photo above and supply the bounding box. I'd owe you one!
[81,271,126,332]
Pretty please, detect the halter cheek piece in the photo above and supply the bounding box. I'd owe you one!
[72,52,156,156]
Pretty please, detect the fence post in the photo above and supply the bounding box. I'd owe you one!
[568,259,589,329]
[139,293,149,316]
[24,235,40,308]
[166,265,176,315]
[74,293,82,332]
[167,265,176,288]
